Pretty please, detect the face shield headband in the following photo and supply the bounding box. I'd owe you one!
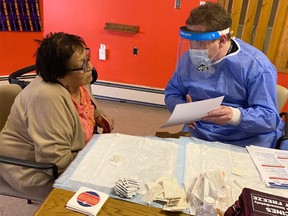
[179,26,230,41]
[176,26,230,79]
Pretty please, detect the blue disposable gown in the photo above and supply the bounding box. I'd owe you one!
[165,39,286,149]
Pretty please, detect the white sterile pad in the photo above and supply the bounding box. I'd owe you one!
[114,178,140,199]
[231,167,244,176]
[143,178,189,212]
[69,134,179,194]
[109,154,123,167]
[142,183,164,204]
[162,178,182,199]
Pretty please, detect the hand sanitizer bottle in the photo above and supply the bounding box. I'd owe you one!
[195,197,218,216]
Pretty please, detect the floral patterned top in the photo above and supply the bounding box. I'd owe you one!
[71,86,95,143]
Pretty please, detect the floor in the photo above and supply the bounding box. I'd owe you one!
[0,99,182,216]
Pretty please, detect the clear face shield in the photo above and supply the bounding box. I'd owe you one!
[176,26,230,79]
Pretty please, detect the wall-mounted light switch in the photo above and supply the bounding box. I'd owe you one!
[99,44,106,60]
[174,0,181,9]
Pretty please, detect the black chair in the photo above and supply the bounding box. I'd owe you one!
[8,64,98,88]
[8,64,35,88]
[275,112,288,149]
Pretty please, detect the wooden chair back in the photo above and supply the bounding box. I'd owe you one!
[218,0,288,72]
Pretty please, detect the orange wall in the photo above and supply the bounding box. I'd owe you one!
[43,0,200,89]
[0,0,43,76]
[1,0,288,110]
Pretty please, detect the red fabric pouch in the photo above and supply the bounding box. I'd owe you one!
[224,188,288,216]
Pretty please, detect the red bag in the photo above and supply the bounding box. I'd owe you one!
[224,188,288,216]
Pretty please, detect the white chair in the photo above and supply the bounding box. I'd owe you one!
[276,84,288,149]
[277,84,288,113]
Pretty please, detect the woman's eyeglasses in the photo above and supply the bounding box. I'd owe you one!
[69,48,91,73]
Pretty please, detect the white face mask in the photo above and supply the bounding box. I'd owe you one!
[189,49,211,71]
[188,48,215,78]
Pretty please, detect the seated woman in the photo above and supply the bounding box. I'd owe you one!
[0,32,114,199]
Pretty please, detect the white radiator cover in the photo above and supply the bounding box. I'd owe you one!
[91,81,165,107]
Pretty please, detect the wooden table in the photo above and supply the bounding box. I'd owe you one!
[34,188,188,216]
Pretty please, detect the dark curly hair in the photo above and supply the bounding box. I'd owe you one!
[34,32,86,83]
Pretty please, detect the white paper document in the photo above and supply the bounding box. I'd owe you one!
[246,145,288,188]
[161,96,224,128]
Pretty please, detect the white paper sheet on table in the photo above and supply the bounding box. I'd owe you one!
[246,145,288,188]
[161,96,224,128]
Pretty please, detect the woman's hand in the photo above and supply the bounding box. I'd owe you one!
[96,114,114,133]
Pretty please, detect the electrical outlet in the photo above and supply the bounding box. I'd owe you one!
[133,47,138,55]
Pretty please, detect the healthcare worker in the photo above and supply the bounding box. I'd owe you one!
[165,2,286,149]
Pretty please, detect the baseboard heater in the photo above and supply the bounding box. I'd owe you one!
[91,81,166,108]
[0,75,166,108]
